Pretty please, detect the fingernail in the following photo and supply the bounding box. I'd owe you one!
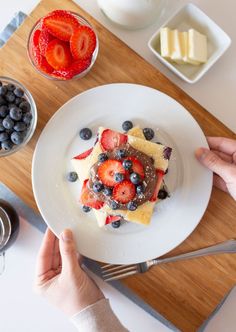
[61,229,73,242]
[195,147,209,160]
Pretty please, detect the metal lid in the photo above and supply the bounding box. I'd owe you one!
[0,207,11,250]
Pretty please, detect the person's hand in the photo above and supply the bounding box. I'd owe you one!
[34,228,104,316]
[195,137,236,200]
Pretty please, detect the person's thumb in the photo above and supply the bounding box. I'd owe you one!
[195,147,232,180]
[59,229,81,275]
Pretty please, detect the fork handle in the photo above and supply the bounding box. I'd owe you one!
[153,239,236,266]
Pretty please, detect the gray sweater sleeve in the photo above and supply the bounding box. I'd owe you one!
[70,298,129,332]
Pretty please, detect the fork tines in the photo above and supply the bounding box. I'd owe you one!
[101,264,138,281]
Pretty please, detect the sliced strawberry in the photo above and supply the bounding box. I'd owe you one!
[126,156,145,178]
[38,28,54,56]
[42,10,80,41]
[100,129,127,151]
[52,58,91,80]
[150,170,165,202]
[45,39,72,70]
[32,29,41,48]
[74,147,93,160]
[112,180,135,204]
[98,159,126,187]
[70,26,96,60]
[105,215,121,225]
[31,46,53,74]
[80,179,104,209]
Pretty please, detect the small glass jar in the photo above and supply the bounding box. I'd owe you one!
[0,200,20,274]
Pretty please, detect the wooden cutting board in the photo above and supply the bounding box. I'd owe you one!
[0,1,235,331]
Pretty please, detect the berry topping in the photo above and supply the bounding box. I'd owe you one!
[158,189,168,200]
[126,156,145,178]
[122,120,133,131]
[31,46,54,74]
[52,59,91,80]
[163,147,172,160]
[98,159,125,187]
[112,180,135,204]
[136,184,145,195]
[70,26,96,60]
[114,173,125,183]
[74,147,93,160]
[45,39,72,70]
[79,127,92,140]
[150,170,165,202]
[98,152,108,163]
[80,179,104,209]
[130,172,141,185]
[103,187,113,196]
[82,205,91,213]
[105,215,121,225]
[42,10,80,41]
[122,159,132,170]
[112,221,121,228]
[110,200,120,210]
[32,29,41,48]
[93,181,104,193]
[127,201,138,211]
[67,171,78,182]
[38,28,54,56]
[143,128,154,141]
[116,149,126,159]
[100,129,127,151]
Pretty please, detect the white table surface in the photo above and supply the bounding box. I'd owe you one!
[0,0,235,133]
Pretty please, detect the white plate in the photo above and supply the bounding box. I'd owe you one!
[32,83,212,264]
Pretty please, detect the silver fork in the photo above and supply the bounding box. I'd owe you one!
[101,239,236,281]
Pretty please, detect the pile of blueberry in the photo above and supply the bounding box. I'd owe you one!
[0,81,33,152]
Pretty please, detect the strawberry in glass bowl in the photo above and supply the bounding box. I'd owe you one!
[27,10,98,80]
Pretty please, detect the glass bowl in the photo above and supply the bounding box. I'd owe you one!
[0,77,37,157]
[27,12,99,81]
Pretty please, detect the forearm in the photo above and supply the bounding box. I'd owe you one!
[70,298,129,332]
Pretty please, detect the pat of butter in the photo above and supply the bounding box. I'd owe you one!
[160,27,172,59]
[188,29,207,63]
[170,29,185,64]
[180,31,200,65]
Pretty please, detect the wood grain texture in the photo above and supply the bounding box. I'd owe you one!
[0,1,235,331]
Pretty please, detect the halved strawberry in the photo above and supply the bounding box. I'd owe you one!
[32,45,54,74]
[74,147,93,160]
[45,39,72,70]
[38,28,54,56]
[100,129,127,151]
[126,156,145,178]
[150,170,165,202]
[97,159,126,187]
[32,29,41,48]
[80,179,104,209]
[70,26,96,60]
[105,215,121,225]
[42,10,80,41]
[112,180,136,204]
[52,58,91,80]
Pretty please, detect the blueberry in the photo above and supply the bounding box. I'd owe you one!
[9,107,22,121]
[19,100,31,112]
[13,87,24,98]
[1,140,13,151]
[3,116,14,130]
[130,172,141,185]
[103,187,113,196]
[143,128,154,141]
[158,189,168,200]
[122,159,132,170]
[6,84,15,91]
[10,131,24,145]
[0,105,8,118]
[98,153,108,163]
[110,201,119,210]
[93,181,104,192]
[23,112,32,125]
[82,205,91,213]
[15,97,23,106]
[67,171,78,182]
[136,184,144,195]
[163,147,172,160]
[116,149,126,159]
[13,122,26,132]
[112,221,121,228]
[0,119,4,132]
[5,91,15,103]
[0,96,6,106]
[0,132,9,142]
[127,201,138,211]
[122,120,133,131]
[114,173,124,183]
[79,128,92,140]
[0,86,7,96]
